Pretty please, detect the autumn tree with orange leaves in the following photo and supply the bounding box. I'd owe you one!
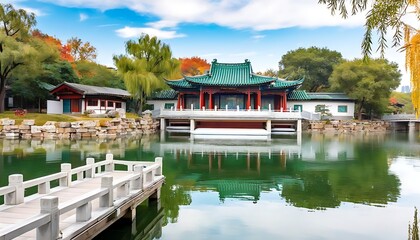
[32,30,74,62]
[179,57,210,76]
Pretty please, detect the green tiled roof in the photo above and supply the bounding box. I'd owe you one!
[183,60,275,86]
[150,89,178,100]
[288,90,310,100]
[265,78,304,90]
[307,93,353,100]
[165,79,195,89]
[165,59,304,89]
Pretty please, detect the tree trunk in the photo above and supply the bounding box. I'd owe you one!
[357,99,365,121]
[38,97,41,113]
[0,87,6,113]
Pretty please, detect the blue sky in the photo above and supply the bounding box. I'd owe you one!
[1,0,410,87]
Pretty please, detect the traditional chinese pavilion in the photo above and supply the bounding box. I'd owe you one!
[165,59,304,111]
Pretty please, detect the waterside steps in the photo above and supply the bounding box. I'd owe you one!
[191,128,270,140]
[271,122,297,135]
[0,154,165,240]
[166,120,190,133]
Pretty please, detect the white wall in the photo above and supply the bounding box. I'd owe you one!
[47,100,63,114]
[85,99,128,114]
[288,100,355,119]
[148,100,177,110]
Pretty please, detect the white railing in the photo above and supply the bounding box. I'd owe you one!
[0,154,164,240]
[382,114,417,121]
[159,108,317,120]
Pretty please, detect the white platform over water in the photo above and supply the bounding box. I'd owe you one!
[191,128,270,140]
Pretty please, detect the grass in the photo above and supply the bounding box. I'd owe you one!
[0,111,141,126]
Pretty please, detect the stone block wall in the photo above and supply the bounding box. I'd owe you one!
[307,120,391,133]
[0,114,159,140]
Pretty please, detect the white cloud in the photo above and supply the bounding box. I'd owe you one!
[115,26,186,39]
[79,13,88,21]
[36,0,365,31]
[22,6,45,16]
[0,1,45,16]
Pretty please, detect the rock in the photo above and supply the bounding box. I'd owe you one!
[0,118,15,126]
[22,119,35,126]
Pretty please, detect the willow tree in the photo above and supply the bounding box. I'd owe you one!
[114,34,179,113]
[319,0,420,117]
[0,3,36,112]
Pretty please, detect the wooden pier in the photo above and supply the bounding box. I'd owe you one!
[0,154,164,240]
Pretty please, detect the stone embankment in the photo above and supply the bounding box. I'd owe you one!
[0,114,159,139]
[307,120,391,133]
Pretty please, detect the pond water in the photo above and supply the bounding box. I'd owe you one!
[1,133,419,239]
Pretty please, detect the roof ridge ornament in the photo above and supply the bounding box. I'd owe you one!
[212,59,217,63]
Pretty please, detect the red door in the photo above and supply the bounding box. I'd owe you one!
[71,99,80,112]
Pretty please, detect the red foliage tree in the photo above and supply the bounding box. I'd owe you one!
[32,30,74,62]
[179,57,210,76]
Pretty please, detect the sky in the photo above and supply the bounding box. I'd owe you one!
[0,0,411,88]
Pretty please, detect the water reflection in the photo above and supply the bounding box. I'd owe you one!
[1,133,418,239]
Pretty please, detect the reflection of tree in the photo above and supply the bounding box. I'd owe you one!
[281,171,340,210]
[280,139,401,210]
[409,207,419,240]
[328,144,400,205]
[160,184,191,225]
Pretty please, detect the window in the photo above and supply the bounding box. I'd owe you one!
[293,105,302,111]
[338,105,348,113]
[115,102,122,108]
[164,103,174,109]
[87,99,98,106]
[107,101,114,107]
[100,101,106,107]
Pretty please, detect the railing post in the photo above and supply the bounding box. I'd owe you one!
[60,163,72,187]
[105,154,114,172]
[85,158,95,178]
[268,104,271,112]
[100,176,113,207]
[5,174,24,205]
[155,157,163,176]
[37,196,59,240]
[117,183,129,199]
[76,202,92,222]
[38,181,50,194]
[131,165,144,191]
[214,105,217,111]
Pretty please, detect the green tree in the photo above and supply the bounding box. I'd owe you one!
[11,60,77,112]
[319,0,420,117]
[75,61,124,89]
[262,68,278,77]
[114,34,179,113]
[67,37,97,61]
[0,3,38,112]
[329,58,401,120]
[279,47,343,92]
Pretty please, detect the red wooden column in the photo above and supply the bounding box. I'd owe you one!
[257,90,261,109]
[209,90,213,110]
[199,89,204,109]
[283,92,287,110]
[176,94,181,110]
[180,93,184,109]
[246,90,251,110]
